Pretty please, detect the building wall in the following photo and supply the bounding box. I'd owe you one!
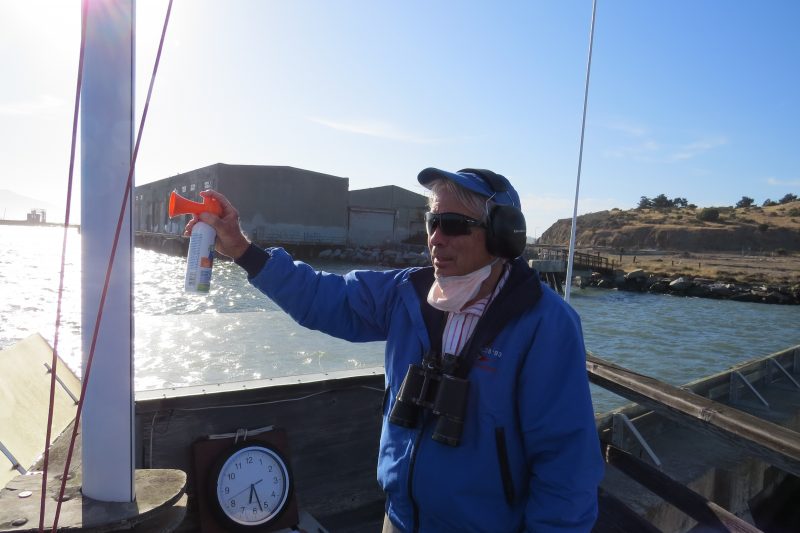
[348,185,428,247]
[221,165,348,245]
[134,166,429,249]
[134,164,349,246]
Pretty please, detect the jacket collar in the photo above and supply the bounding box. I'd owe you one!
[408,257,543,351]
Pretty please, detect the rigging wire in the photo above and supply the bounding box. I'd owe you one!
[565,0,598,303]
[48,1,175,530]
[38,1,88,530]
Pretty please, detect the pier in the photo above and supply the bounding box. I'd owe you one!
[529,245,615,294]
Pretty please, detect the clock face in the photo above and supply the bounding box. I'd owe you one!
[213,444,291,527]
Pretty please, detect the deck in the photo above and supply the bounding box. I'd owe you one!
[2,339,799,532]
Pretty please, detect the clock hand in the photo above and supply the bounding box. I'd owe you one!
[231,481,257,501]
[252,484,263,511]
[230,478,264,502]
[248,484,254,504]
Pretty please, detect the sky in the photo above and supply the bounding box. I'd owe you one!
[1,0,798,236]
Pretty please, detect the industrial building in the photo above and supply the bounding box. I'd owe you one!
[134,164,428,249]
[348,185,428,246]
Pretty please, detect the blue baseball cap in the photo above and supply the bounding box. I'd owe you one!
[417,167,521,209]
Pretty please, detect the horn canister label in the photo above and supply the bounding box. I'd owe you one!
[185,221,215,293]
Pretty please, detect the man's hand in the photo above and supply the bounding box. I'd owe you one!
[183,189,251,260]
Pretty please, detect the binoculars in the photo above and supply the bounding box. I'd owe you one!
[388,353,470,447]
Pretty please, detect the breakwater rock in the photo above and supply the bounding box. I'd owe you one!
[577,268,800,305]
[134,232,431,267]
[317,246,430,267]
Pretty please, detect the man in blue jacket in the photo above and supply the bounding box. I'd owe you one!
[189,168,604,532]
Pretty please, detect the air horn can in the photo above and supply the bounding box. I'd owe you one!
[168,190,223,293]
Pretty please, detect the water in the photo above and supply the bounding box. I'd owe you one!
[2,225,799,412]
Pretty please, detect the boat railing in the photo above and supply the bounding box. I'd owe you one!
[590,344,800,532]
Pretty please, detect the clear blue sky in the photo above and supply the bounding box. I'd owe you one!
[1,0,798,235]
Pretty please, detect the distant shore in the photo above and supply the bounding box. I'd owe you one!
[0,219,79,228]
[584,249,799,287]
[558,248,797,305]
[16,225,794,304]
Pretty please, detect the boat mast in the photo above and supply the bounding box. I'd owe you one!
[565,0,597,303]
[80,0,136,502]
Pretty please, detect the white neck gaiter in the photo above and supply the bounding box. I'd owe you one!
[427,259,498,313]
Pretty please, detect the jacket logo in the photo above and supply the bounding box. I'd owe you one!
[476,346,502,372]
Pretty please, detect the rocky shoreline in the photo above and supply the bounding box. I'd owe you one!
[577,268,800,305]
[317,246,430,267]
[317,248,800,305]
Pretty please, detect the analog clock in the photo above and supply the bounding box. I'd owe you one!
[210,442,293,529]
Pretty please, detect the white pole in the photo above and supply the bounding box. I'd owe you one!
[80,0,135,502]
[565,0,598,303]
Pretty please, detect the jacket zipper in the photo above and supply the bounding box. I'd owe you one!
[407,418,429,533]
[494,427,515,504]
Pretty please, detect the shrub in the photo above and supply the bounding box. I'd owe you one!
[652,194,672,208]
[788,208,800,217]
[696,208,720,222]
[758,223,769,232]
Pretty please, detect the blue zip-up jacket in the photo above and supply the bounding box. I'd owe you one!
[241,246,604,532]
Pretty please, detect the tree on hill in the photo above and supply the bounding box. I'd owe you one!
[672,197,688,208]
[735,196,755,208]
[636,194,689,209]
[779,193,798,204]
[651,194,672,208]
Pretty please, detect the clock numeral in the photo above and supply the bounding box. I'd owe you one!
[268,465,273,472]
[235,462,242,470]
[246,456,254,464]
[273,476,279,484]
[229,499,236,508]
[224,487,229,494]
[228,473,235,480]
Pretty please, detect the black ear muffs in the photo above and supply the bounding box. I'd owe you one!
[486,204,527,258]
[458,168,527,259]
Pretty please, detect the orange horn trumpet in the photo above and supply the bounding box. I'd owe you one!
[168,190,222,218]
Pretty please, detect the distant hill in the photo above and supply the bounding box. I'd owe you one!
[0,190,63,222]
[540,202,800,253]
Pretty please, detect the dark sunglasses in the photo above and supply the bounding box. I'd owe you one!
[425,212,485,236]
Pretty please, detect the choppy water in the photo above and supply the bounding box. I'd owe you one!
[2,225,798,412]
